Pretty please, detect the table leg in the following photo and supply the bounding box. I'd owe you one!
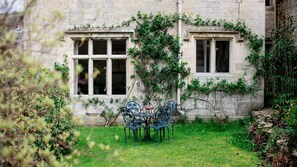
[142,120,153,141]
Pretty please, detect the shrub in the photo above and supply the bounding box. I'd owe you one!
[264,18,297,108]
[176,114,188,125]
[286,99,297,137]
[0,3,77,166]
[0,54,78,166]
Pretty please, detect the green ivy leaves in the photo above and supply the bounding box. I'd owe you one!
[127,12,190,104]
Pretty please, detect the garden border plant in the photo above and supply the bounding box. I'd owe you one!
[0,10,79,166]
[246,18,297,166]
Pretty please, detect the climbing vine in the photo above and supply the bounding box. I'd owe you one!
[181,77,259,100]
[69,12,264,109]
[180,14,264,85]
[127,13,190,105]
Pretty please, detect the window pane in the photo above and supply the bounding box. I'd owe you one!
[93,40,107,55]
[112,59,126,95]
[266,0,272,6]
[75,59,88,95]
[196,40,210,72]
[93,60,107,95]
[265,43,272,53]
[112,40,126,55]
[216,41,230,73]
[75,40,88,55]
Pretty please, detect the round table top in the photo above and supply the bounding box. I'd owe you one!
[134,112,153,117]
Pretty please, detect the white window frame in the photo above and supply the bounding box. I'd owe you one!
[195,38,232,74]
[193,34,235,77]
[70,36,130,98]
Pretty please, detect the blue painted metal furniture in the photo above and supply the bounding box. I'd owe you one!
[149,106,171,144]
[122,108,144,144]
[164,101,177,139]
[125,101,146,124]
[133,112,153,142]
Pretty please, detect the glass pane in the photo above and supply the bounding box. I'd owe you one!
[196,40,210,72]
[93,60,107,95]
[216,41,230,73]
[76,40,88,55]
[112,40,126,55]
[93,40,107,55]
[265,0,272,6]
[76,59,88,95]
[112,59,126,95]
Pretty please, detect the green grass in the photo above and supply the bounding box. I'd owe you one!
[72,120,260,167]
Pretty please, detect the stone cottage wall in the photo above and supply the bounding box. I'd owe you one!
[25,0,265,125]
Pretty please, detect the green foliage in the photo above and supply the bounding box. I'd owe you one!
[286,99,297,137]
[0,7,77,167]
[258,128,291,163]
[176,114,189,125]
[179,15,263,99]
[231,119,256,152]
[182,78,258,100]
[71,13,264,102]
[249,109,297,166]
[182,14,264,87]
[85,97,126,127]
[0,55,78,166]
[264,18,297,108]
[127,13,263,105]
[54,54,70,82]
[127,12,190,104]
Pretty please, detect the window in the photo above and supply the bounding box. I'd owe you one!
[196,39,230,73]
[216,41,229,73]
[73,38,127,96]
[196,40,210,72]
[112,59,126,94]
[266,0,273,6]
[76,59,88,94]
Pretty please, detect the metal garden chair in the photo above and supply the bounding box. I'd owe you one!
[164,101,177,139]
[125,101,146,124]
[122,108,144,144]
[149,106,171,144]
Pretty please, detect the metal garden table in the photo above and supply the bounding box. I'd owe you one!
[133,112,154,141]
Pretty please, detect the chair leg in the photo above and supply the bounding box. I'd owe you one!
[154,130,158,144]
[132,130,137,145]
[172,124,174,139]
[147,127,150,143]
[167,127,170,143]
[124,128,127,142]
[139,127,142,137]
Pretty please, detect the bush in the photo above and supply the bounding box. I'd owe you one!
[264,18,297,108]
[286,99,297,137]
[176,114,189,125]
[0,4,77,166]
[0,55,78,166]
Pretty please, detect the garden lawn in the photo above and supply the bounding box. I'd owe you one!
[72,120,260,167]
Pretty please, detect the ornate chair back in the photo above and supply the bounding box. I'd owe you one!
[122,108,134,126]
[164,101,177,116]
[125,101,146,124]
[154,106,170,125]
[125,101,142,114]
